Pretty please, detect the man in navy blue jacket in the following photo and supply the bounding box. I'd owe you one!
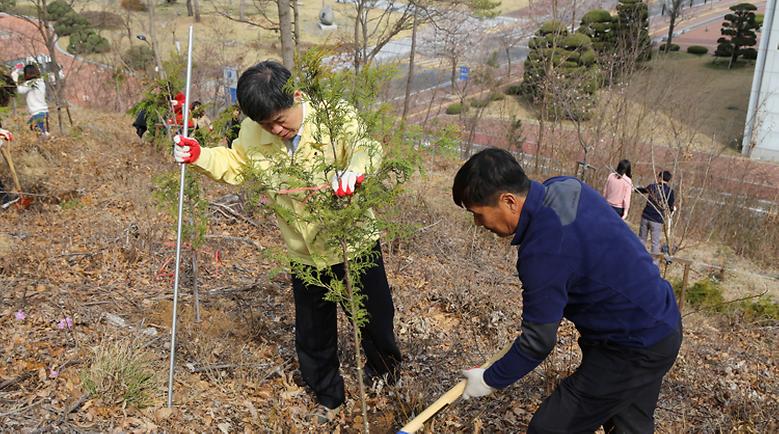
[452,149,681,433]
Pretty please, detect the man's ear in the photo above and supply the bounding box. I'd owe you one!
[500,193,524,214]
[293,90,303,101]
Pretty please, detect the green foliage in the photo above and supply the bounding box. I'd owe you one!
[715,3,760,67]
[687,45,709,55]
[0,0,16,13]
[129,58,186,147]
[0,66,15,107]
[67,29,110,54]
[153,170,208,249]
[615,0,651,62]
[469,97,491,108]
[54,12,90,36]
[504,84,523,95]
[446,102,466,115]
[124,45,155,71]
[521,20,599,120]
[684,278,725,311]
[80,340,159,408]
[659,43,680,52]
[581,9,612,24]
[469,0,501,18]
[578,9,615,54]
[739,296,779,321]
[46,0,73,20]
[426,123,461,158]
[120,0,147,11]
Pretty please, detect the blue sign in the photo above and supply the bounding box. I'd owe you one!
[224,67,238,104]
[459,65,469,81]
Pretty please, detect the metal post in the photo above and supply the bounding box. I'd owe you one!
[167,25,194,409]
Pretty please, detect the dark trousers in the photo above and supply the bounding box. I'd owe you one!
[528,328,682,434]
[291,241,402,409]
[611,206,624,218]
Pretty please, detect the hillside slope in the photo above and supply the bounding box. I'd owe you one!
[0,110,776,432]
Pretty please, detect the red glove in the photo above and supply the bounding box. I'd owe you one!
[331,171,365,197]
[0,128,13,142]
[173,135,201,164]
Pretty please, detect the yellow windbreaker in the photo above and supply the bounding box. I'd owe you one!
[193,100,382,268]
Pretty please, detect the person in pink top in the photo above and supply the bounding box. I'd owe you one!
[603,159,633,219]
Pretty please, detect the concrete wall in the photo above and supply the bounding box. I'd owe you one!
[752,1,779,161]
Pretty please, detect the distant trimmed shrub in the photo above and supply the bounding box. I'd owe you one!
[120,0,147,12]
[0,0,16,13]
[687,45,708,55]
[741,48,758,60]
[445,102,466,115]
[54,12,90,36]
[504,84,523,95]
[82,11,124,30]
[659,43,680,52]
[469,98,490,108]
[68,29,110,54]
[124,45,155,70]
[47,0,73,20]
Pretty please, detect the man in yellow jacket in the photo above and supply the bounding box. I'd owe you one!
[173,61,401,417]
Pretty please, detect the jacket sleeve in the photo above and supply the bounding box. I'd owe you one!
[623,179,632,215]
[193,120,263,185]
[16,83,31,95]
[341,110,382,174]
[483,253,569,389]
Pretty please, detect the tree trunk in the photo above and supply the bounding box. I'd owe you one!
[193,0,201,22]
[450,59,457,91]
[292,0,300,59]
[400,13,418,128]
[505,47,511,80]
[277,0,295,69]
[353,2,363,72]
[239,0,246,21]
[665,12,676,53]
[186,0,193,16]
[340,241,369,434]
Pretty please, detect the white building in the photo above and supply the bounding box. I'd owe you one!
[743,0,779,161]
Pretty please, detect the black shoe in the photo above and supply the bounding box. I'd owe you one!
[1,193,19,209]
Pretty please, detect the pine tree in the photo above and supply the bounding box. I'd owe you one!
[715,3,760,69]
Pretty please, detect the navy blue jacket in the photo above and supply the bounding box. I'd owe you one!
[640,182,675,223]
[483,177,681,389]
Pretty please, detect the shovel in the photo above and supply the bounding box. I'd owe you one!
[0,138,31,208]
[397,342,512,434]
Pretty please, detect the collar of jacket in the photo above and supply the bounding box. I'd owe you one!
[511,180,545,246]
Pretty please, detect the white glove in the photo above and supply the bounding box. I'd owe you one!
[0,128,12,142]
[11,69,19,83]
[330,170,364,197]
[461,368,495,400]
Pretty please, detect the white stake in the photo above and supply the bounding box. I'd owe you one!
[167,25,195,409]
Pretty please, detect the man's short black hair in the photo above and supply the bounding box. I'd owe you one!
[659,170,672,183]
[452,148,531,208]
[237,60,294,123]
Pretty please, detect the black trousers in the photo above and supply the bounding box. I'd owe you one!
[291,241,402,409]
[528,328,682,434]
[611,206,625,217]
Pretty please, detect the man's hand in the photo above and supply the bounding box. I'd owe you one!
[330,170,364,197]
[0,128,13,142]
[461,368,494,400]
[173,135,201,164]
[11,69,19,84]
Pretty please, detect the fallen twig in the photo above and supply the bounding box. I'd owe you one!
[209,202,260,228]
[0,370,35,391]
[205,234,264,250]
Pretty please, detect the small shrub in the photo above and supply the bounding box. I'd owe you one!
[687,45,709,55]
[124,45,155,70]
[490,92,505,101]
[80,340,159,408]
[741,48,758,60]
[82,11,124,29]
[504,84,523,95]
[46,0,73,20]
[469,98,490,109]
[739,296,779,320]
[68,29,111,55]
[445,102,466,115]
[0,0,16,13]
[659,43,680,52]
[120,0,147,12]
[54,12,90,36]
[685,278,724,311]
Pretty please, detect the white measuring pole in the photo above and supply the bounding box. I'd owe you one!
[167,25,195,409]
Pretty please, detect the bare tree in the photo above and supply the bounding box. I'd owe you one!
[662,0,685,53]
[212,0,294,68]
[347,0,417,72]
